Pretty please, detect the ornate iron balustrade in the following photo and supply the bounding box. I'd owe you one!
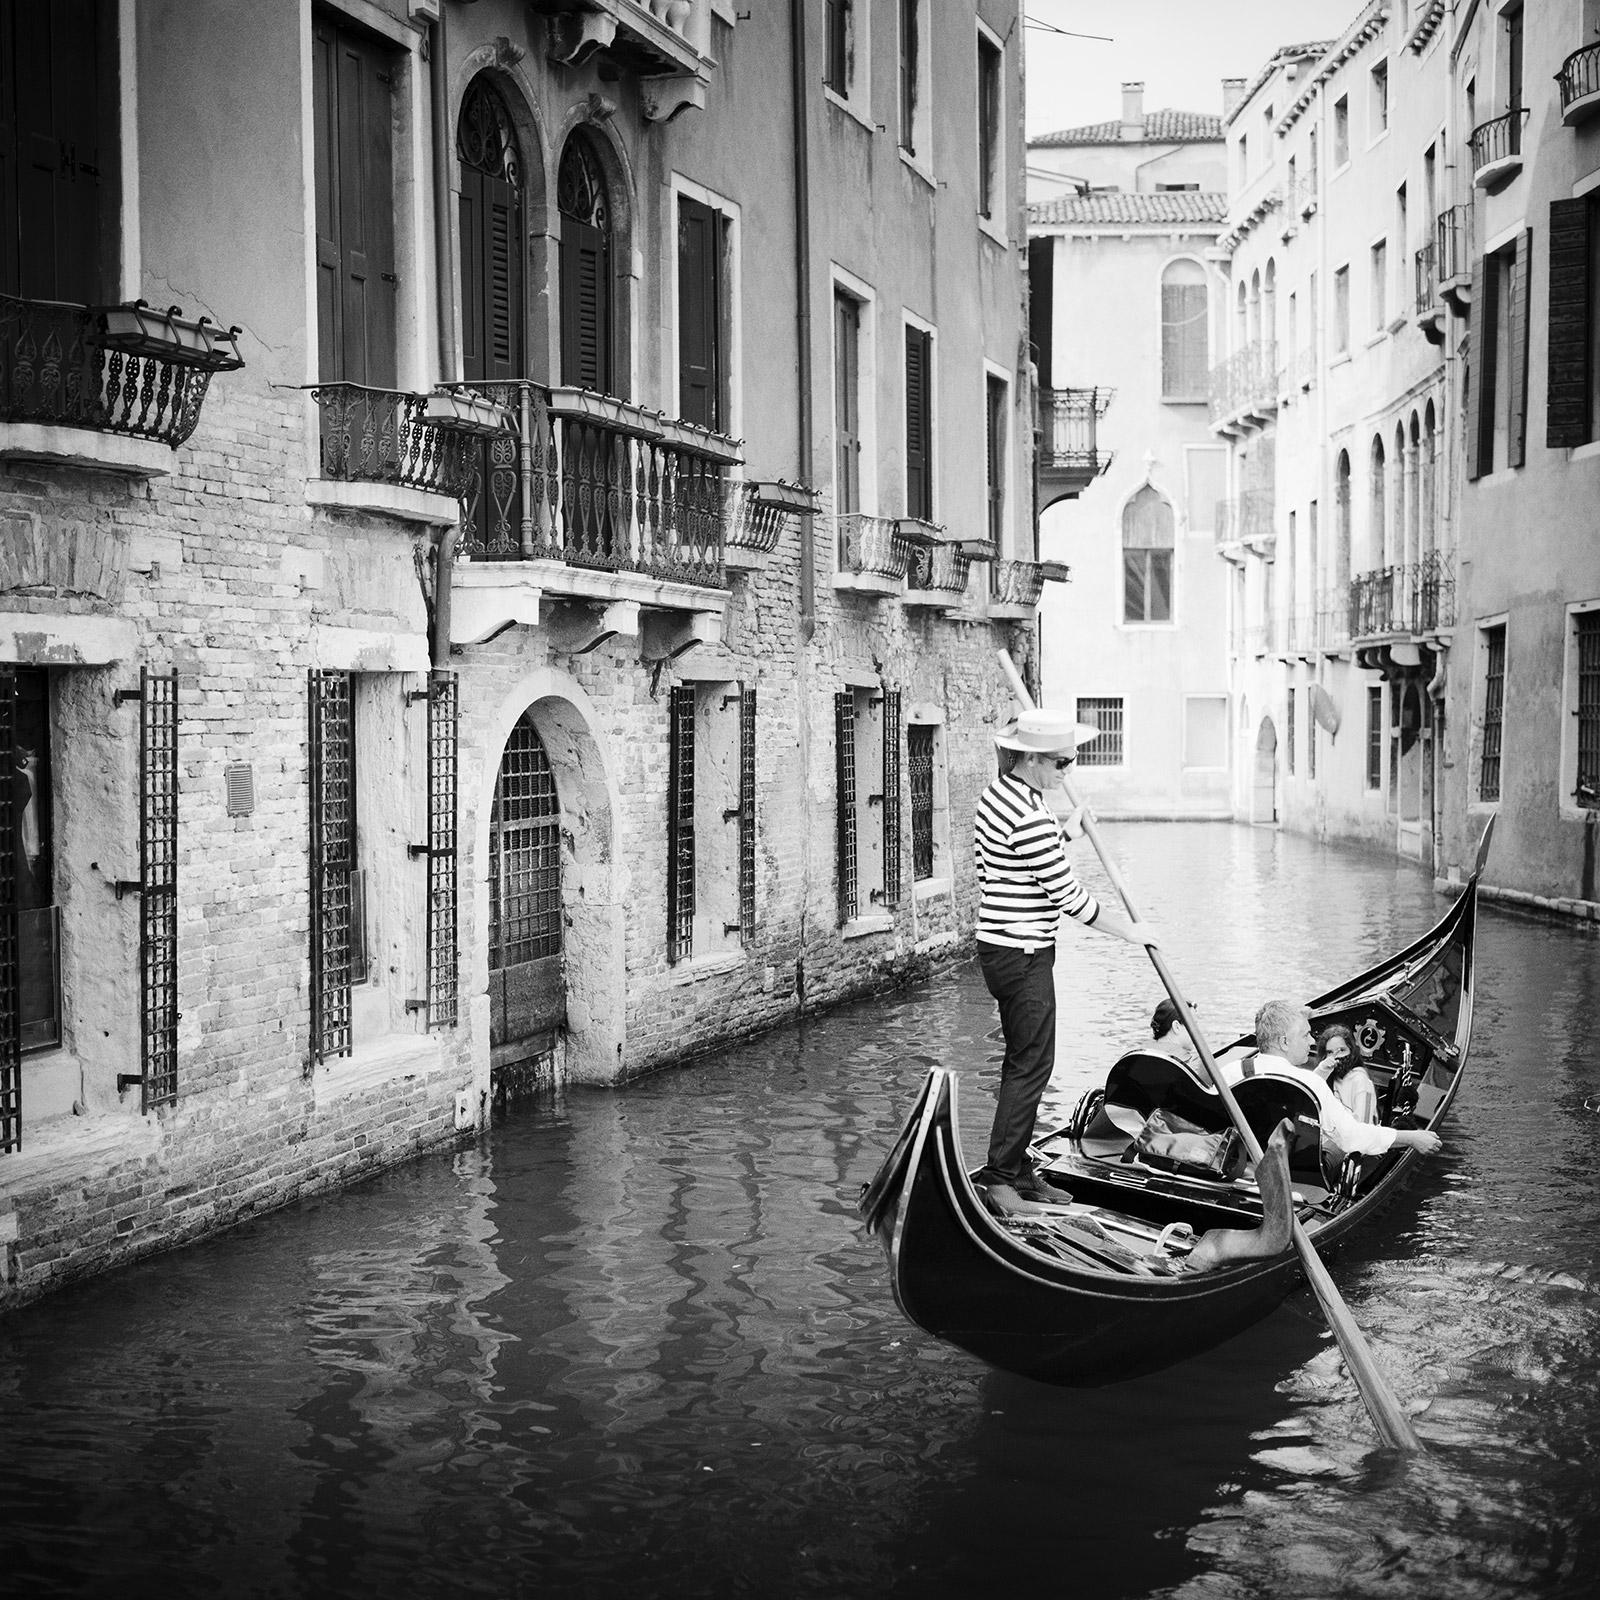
[1559,42,1600,121]
[1414,242,1437,315]
[312,384,477,497]
[1207,341,1278,423]
[1349,554,1457,641]
[1469,108,1529,176]
[1436,203,1473,284]
[837,512,912,580]
[990,559,1045,607]
[721,479,786,556]
[445,379,739,588]
[1038,386,1114,472]
[905,535,972,600]
[1,293,242,448]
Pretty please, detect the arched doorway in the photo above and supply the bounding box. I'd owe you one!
[457,75,525,554]
[1253,717,1279,824]
[557,131,616,395]
[487,711,565,1063]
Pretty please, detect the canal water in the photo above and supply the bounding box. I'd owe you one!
[2,823,1597,1599]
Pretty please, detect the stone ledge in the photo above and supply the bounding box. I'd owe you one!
[307,477,462,527]
[311,1031,447,1108]
[0,611,139,666]
[0,423,174,478]
[668,951,745,986]
[842,914,895,941]
[0,1107,160,1201]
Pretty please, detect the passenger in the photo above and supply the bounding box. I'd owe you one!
[1313,1022,1379,1124]
[1233,1000,1443,1168]
[1146,997,1197,1064]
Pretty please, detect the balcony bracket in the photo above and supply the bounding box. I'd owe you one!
[547,9,618,68]
[639,608,721,664]
[640,72,707,123]
[546,598,640,657]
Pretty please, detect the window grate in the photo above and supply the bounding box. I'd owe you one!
[1480,627,1505,801]
[309,670,355,1068]
[1577,614,1600,804]
[0,668,18,1153]
[909,724,934,882]
[835,691,858,924]
[738,686,757,943]
[1367,685,1384,791]
[1075,698,1124,766]
[667,686,696,964]
[881,689,903,909]
[426,672,460,1028]
[139,670,180,1111]
[1286,688,1296,777]
[490,712,562,970]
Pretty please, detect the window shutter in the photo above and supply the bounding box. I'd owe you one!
[667,685,695,964]
[425,671,459,1029]
[834,293,860,514]
[905,327,931,520]
[561,219,609,394]
[1548,199,1591,448]
[899,0,919,154]
[0,666,18,1153]
[738,686,756,944]
[1466,255,1491,481]
[1506,228,1531,469]
[311,19,342,383]
[678,195,722,430]
[881,689,902,910]
[457,179,482,378]
[308,670,355,1067]
[835,691,857,925]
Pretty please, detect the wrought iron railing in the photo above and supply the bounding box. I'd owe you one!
[1559,42,1600,116]
[443,380,739,588]
[1469,108,1529,176]
[1213,488,1275,546]
[1208,341,1279,423]
[1349,552,1457,640]
[905,537,972,599]
[1038,386,1114,473]
[1315,586,1352,649]
[722,479,785,557]
[837,512,913,581]
[990,559,1045,607]
[1414,242,1437,315]
[312,384,477,497]
[0,293,241,448]
[1436,203,1473,284]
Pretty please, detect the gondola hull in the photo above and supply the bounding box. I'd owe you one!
[859,861,1481,1386]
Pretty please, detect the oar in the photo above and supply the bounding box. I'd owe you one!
[996,649,1424,1452]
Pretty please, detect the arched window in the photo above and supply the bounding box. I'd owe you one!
[1334,449,1351,593]
[1122,486,1174,623]
[1369,435,1386,569]
[1422,400,1438,559]
[558,132,615,395]
[1160,259,1208,400]
[1263,258,1277,354]
[1249,267,1262,346]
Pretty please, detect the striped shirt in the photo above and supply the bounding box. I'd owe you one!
[973,772,1100,950]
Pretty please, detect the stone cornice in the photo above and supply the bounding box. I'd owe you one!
[1276,2,1391,138]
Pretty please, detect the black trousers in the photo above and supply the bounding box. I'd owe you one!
[977,940,1056,1182]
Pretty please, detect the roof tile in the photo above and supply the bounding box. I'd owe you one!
[1032,109,1223,148]
[1028,190,1229,227]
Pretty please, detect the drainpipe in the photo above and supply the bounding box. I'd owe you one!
[790,0,815,641]
[430,13,459,670]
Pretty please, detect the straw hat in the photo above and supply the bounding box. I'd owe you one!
[993,707,1102,754]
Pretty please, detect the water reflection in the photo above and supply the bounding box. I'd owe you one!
[0,825,1597,1598]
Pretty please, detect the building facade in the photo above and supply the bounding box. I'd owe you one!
[0,0,1049,1308]
[1027,87,1233,815]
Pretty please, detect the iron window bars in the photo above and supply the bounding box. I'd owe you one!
[1575,613,1600,806]
[1480,628,1506,802]
[667,685,696,963]
[309,669,355,1068]
[908,724,934,883]
[136,669,179,1111]
[1075,698,1124,767]
[880,689,903,910]
[0,669,17,1152]
[425,672,460,1028]
[835,692,858,925]
[738,686,757,944]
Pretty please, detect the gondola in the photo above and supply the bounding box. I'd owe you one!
[858,848,1484,1387]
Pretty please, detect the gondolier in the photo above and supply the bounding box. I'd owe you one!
[973,707,1158,1202]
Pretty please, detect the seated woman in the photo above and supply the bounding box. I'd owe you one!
[1313,1022,1379,1124]
[1146,996,1197,1064]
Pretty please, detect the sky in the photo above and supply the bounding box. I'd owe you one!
[1022,0,1364,137]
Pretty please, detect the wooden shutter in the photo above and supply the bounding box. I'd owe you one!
[1506,228,1531,469]
[1548,199,1591,448]
[899,0,919,155]
[1465,255,1491,481]
[905,326,932,520]
[678,195,722,430]
[561,218,610,394]
[1027,237,1054,391]
[834,291,860,514]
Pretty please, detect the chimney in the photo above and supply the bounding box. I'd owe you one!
[1222,77,1247,118]
[1120,82,1145,139]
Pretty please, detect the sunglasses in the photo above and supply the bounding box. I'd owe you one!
[1052,756,1077,770]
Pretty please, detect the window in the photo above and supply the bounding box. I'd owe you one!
[558,132,616,396]
[1185,446,1226,536]
[985,372,1007,546]
[1366,685,1383,790]
[1395,183,1408,304]
[1573,611,1600,807]
[1547,197,1600,448]
[0,0,118,303]
[313,13,398,387]
[904,323,934,520]
[668,681,758,962]
[1371,239,1388,330]
[1287,688,1297,776]
[834,289,862,515]
[835,687,903,923]
[309,670,356,1065]
[1333,96,1350,167]
[1503,4,1523,116]
[898,0,929,162]
[977,30,1002,222]
[5,670,58,1058]
[1183,696,1228,769]
[1371,60,1389,135]
[1468,230,1531,478]
[1237,134,1249,186]
[906,722,950,884]
[1160,259,1209,400]
[1076,699,1124,767]
[1308,683,1318,778]
[1156,182,1200,192]
[1122,487,1174,623]
[1334,265,1351,353]
[824,0,851,95]
[1479,624,1506,801]
[678,193,729,431]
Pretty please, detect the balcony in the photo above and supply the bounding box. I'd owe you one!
[1213,489,1275,554]
[1558,42,1600,126]
[903,529,976,612]
[988,558,1069,620]
[1,293,242,476]
[721,478,816,573]
[1036,387,1114,509]
[1208,342,1279,434]
[1413,242,1443,343]
[531,0,710,121]
[442,379,743,651]
[1349,553,1457,647]
[1469,108,1529,191]
[836,512,914,596]
[1436,204,1474,314]
[1314,586,1352,653]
